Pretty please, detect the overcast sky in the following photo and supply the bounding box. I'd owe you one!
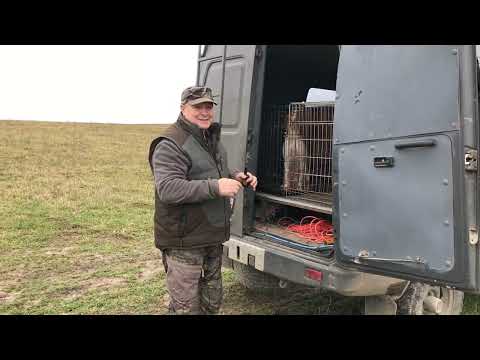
[2,46,479,125]
[0,45,198,124]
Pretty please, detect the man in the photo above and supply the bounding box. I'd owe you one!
[148,86,257,315]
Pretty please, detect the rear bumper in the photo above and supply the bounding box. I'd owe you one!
[223,234,407,297]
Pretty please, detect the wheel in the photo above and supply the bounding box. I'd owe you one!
[396,282,464,315]
[232,261,281,293]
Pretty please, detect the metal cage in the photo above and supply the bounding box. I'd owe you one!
[283,102,335,203]
[257,102,335,203]
[257,104,290,195]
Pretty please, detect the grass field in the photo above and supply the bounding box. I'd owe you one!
[1,120,479,315]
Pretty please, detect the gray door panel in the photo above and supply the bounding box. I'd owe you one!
[197,45,257,236]
[335,46,459,143]
[338,135,454,272]
[334,45,479,291]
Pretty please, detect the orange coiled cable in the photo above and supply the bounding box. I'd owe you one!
[278,216,335,245]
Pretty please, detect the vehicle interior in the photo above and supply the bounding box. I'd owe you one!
[252,45,340,258]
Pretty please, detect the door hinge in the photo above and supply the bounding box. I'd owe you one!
[247,128,254,146]
[469,227,478,246]
[465,149,477,171]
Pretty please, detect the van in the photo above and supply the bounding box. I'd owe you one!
[196,45,479,314]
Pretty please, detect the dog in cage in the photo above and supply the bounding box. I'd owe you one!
[282,106,310,196]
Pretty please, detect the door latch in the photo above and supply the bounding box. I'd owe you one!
[469,227,478,246]
[373,157,394,168]
[465,149,477,171]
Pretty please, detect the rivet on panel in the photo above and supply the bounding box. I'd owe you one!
[342,180,347,186]
[340,148,345,154]
[369,146,375,151]
[444,220,450,226]
[443,179,449,185]
[343,213,348,218]
[451,48,458,55]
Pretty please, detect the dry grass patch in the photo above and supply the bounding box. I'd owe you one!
[2,120,479,315]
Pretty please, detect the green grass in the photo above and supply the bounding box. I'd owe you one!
[1,120,479,315]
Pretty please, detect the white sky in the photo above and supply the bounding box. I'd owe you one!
[0,45,198,124]
[2,46,478,125]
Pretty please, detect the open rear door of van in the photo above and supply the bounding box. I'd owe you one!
[334,45,479,292]
[197,45,259,237]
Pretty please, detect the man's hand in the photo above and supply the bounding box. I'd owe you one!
[218,178,243,197]
[235,172,258,191]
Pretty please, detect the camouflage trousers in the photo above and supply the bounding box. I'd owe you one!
[161,244,223,315]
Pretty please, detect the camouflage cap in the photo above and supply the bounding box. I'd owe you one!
[181,86,217,106]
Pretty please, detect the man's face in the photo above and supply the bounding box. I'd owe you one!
[181,102,214,129]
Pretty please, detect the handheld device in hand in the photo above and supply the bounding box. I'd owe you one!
[242,168,250,187]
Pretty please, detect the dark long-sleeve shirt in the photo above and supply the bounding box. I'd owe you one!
[152,138,240,205]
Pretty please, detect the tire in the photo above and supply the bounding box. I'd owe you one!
[232,261,281,293]
[396,282,464,315]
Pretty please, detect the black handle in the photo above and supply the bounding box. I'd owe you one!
[395,139,437,150]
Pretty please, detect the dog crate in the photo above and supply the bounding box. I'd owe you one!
[257,104,289,195]
[257,102,335,205]
[283,102,335,202]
